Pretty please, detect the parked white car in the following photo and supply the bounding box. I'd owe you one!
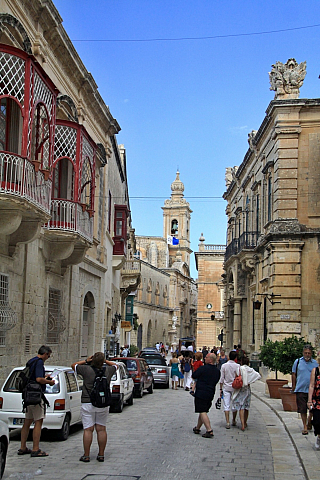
[110,362,134,413]
[0,366,82,440]
[0,419,9,479]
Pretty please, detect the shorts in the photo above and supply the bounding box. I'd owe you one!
[171,375,178,382]
[194,396,212,413]
[223,390,236,412]
[296,392,308,414]
[81,403,109,429]
[25,400,46,422]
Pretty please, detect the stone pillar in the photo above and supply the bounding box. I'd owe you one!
[233,299,241,346]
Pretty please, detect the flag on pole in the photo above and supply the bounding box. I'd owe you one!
[167,236,179,245]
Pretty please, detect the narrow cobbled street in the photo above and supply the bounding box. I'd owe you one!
[5,383,305,480]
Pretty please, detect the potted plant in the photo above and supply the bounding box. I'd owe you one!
[274,336,312,411]
[260,339,288,398]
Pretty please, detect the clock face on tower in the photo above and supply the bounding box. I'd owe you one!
[206,303,212,309]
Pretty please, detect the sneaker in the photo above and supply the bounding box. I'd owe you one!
[315,436,320,450]
[226,423,230,429]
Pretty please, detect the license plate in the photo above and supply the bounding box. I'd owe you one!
[13,418,25,425]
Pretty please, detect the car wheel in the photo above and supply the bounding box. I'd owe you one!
[147,381,154,394]
[0,440,7,480]
[136,384,143,398]
[164,379,170,389]
[127,391,134,406]
[113,394,124,413]
[57,414,70,441]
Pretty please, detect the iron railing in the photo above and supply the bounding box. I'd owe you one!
[225,232,259,261]
[46,199,93,243]
[0,152,51,213]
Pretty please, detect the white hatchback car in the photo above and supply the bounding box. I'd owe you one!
[0,365,82,440]
[109,362,134,413]
[0,419,9,479]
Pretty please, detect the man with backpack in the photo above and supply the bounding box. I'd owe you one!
[18,345,55,457]
[71,352,118,462]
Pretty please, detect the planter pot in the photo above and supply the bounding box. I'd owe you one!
[266,379,288,399]
[278,386,296,412]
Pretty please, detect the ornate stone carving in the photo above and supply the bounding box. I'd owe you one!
[225,166,238,188]
[269,58,306,100]
[248,130,257,151]
[237,263,246,297]
[268,219,301,234]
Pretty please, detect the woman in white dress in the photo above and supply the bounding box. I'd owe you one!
[232,356,261,431]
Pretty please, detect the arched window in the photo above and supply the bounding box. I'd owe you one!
[31,102,50,169]
[0,97,23,154]
[53,157,74,200]
[171,219,178,235]
[81,157,93,208]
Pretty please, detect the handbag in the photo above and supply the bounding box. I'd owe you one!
[232,369,243,389]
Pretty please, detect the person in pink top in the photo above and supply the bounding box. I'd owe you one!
[220,350,239,429]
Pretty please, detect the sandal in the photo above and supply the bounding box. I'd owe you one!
[302,430,308,435]
[79,455,90,462]
[97,455,104,462]
[193,427,201,434]
[202,430,214,438]
[17,448,31,455]
[31,450,49,457]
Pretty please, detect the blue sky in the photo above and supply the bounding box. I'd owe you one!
[53,0,320,278]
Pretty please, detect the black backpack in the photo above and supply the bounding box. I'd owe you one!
[16,358,40,393]
[89,366,112,408]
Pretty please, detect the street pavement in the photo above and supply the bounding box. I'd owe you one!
[4,379,317,480]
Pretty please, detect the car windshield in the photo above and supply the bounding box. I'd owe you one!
[122,359,137,371]
[142,356,166,366]
[3,369,61,394]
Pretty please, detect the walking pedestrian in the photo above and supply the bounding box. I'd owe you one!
[220,350,239,428]
[232,356,261,430]
[307,352,320,448]
[292,345,318,435]
[18,345,55,457]
[190,352,204,396]
[71,352,118,462]
[169,352,180,389]
[181,352,192,391]
[192,353,220,438]
[217,349,228,370]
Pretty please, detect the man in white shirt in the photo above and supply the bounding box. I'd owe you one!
[220,350,239,429]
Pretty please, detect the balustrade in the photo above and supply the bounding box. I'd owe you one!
[0,152,51,213]
[46,199,93,243]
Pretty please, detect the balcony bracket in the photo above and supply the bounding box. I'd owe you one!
[8,219,42,256]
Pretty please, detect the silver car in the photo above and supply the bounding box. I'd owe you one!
[139,354,170,388]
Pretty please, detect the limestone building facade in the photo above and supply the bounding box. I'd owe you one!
[0,0,140,384]
[223,58,320,354]
[133,172,197,349]
[194,235,225,349]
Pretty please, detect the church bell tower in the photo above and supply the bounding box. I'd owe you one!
[162,171,192,269]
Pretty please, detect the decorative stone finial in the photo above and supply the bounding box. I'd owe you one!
[269,58,306,100]
[199,233,205,243]
[171,170,184,194]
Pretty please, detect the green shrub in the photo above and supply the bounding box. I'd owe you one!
[260,335,314,378]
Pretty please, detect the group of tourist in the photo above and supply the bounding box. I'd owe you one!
[17,345,118,462]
